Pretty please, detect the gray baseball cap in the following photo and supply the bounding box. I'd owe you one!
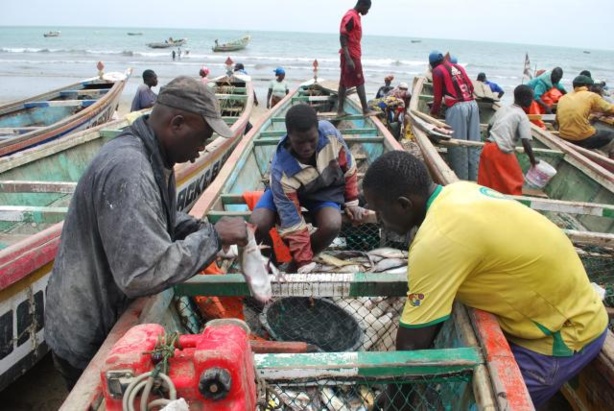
[156,76,234,138]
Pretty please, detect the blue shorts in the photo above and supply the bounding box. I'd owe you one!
[254,189,341,213]
[510,329,607,408]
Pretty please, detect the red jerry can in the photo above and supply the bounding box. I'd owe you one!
[102,319,256,410]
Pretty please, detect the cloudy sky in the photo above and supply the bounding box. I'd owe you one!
[2,0,612,50]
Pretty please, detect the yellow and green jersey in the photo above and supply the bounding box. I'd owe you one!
[400,182,607,356]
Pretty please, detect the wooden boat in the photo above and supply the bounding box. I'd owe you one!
[43,31,60,38]
[0,74,253,393]
[212,34,250,52]
[60,79,534,410]
[409,75,614,410]
[146,38,187,49]
[0,70,131,157]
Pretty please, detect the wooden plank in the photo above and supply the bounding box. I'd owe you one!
[60,89,109,96]
[521,187,549,198]
[24,99,97,108]
[511,196,614,218]
[174,272,408,298]
[564,230,614,247]
[0,205,68,223]
[0,127,43,134]
[438,138,562,155]
[291,95,333,102]
[220,193,246,205]
[258,128,378,138]
[207,210,251,222]
[0,180,77,194]
[215,94,248,101]
[255,348,481,380]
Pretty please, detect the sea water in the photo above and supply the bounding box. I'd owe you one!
[1,26,614,105]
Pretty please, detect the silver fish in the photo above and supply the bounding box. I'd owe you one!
[372,258,407,273]
[238,223,272,303]
[367,247,408,259]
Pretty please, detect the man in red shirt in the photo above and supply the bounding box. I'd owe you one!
[336,0,377,117]
[429,50,481,180]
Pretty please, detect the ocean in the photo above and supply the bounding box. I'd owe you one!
[2,26,614,108]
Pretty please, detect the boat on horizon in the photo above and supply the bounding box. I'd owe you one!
[43,31,60,38]
[0,73,254,393]
[126,32,143,36]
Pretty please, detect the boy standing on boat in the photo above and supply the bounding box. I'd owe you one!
[249,104,367,273]
[477,84,537,195]
[130,69,158,112]
[363,150,608,409]
[45,76,249,390]
[336,0,378,117]
[428,50,481,181]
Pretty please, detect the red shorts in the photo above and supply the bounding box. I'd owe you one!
[340,54,365,88]
[477,142,524,195]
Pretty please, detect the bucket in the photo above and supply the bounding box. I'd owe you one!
[525,161,557,189]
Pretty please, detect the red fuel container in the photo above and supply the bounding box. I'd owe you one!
[102,319,256,410]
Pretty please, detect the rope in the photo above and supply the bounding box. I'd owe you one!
[122,332,180,410]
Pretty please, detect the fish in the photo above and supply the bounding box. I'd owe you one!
[239,223,272,303]
[372,258,407,273]
[315,252,360,268]
[367,247,409,259]
[321,387,351,411]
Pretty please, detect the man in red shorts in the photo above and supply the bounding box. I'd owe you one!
[336,0,377,117]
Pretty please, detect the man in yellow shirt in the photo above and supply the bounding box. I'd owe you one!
[363,150,608,408]
[556,75,614,158]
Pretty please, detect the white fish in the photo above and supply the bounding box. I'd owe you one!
[372,258,407,273]
[238,223,272,303]
[321,387,351,411]
[367,247,408,259]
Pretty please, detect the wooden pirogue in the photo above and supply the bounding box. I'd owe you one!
[60,78,534,410]
[0,70,131,157]
[0,73,254,393]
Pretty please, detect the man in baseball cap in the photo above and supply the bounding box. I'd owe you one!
[44,75,248,390]
[157,75,233,138]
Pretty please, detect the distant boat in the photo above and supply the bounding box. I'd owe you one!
[43,31,60,38]
[127,32,143,36]
[583,50,591,54]
[410,39,421,43]
[212,34,250,52]
[146,37,187,49]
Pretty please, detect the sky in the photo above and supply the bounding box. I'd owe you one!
[1,0,613,51]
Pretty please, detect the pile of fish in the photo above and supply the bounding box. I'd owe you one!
[310,247,409,274]
[265,384,378,411]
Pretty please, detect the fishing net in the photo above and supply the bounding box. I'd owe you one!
[259,374,475,411]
